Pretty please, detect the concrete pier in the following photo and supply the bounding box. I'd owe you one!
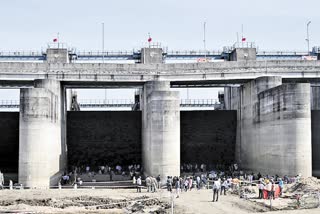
[225,76,312,177]
[141,81,180,181]
[140,48,163,64]
[19,79,66,188]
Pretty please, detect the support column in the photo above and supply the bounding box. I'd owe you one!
[228,76,312,177]
[19,79,67,188]
[141,81,180,181]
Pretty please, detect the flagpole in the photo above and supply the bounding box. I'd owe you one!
[241,24,243,48]
[102,22,105,63]
[148,32,151,48]
[57,32,60,49]
[237,32,239,47]
[203,21,206,61]
[102,22,106,104]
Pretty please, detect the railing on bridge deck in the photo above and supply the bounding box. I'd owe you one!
[79,99,135,108]
[75,50,139,60]
[0,99,222,109]
[0,100,20,108]
[0,46,318,61]
[0,51,45,60]
[180,99,220,107]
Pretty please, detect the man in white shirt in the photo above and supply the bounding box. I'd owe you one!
[220,179,228,195]
[212,178,221,202]
[258,181,265,199]
[136,176,142,192]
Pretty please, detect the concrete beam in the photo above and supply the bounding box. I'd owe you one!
[2,60,320,83]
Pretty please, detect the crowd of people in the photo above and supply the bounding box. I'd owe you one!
[130,167,303,203]
[60,163,143,185]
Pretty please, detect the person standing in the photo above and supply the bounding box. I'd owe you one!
[167,176,172,192]
[258,181,264,199]
[270,181,275,200]
[0,171,4,189]
[175,178,180,198]
[266,181,272,199]
[196,176,201,190]
[156,175,161,189]
[220,179,228,195]
[278,178,284,197]
[109,170,113,181]
[133,176,136,185]
[136,176,142,193]
[146,176,152,192]
[212,178,221,202]
[151,176,158,193]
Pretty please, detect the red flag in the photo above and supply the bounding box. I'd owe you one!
[242,37,246,42]
[148,37,152,42]
[53,38,58,42]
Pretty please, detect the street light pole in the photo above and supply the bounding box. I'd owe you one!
[307,21,311,56]
[203,21,207,61]
[102,22,105,63]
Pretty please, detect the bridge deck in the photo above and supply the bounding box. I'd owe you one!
[0,61,320,87]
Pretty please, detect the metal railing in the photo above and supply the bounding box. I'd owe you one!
[76,50,136,56]
[180,99,219,107]
[0,51,43,56]
[79,99,135,108]
[0,100,19,108]
[165,50,222,56]
[0,99,222,109]
[257,50,309,56]
[0,46,318,62]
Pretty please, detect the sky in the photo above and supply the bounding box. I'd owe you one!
[0,0,318,51]
[0,0,319,105]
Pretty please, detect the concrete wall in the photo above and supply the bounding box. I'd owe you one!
[230,48,257,61]
[226,77,312,177]
[311,111,320,177]
[65,110,237,172]
[0,112,19,173]
[311,87,320,110]
[311,86,320,177]
[181,111,237,167]
[67,111,142,168]
[46,48,69,63]
[141,48,163,64]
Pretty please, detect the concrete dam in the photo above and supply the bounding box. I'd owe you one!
[0,46,320,188]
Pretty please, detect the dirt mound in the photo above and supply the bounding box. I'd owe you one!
[0,195,170,213]
[302,177,320,187]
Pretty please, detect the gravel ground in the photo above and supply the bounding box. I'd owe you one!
[0,188,319,214]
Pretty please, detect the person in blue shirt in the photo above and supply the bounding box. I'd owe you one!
[278,178,284,197]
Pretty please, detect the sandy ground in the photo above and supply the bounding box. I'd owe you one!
[0,188,319,214]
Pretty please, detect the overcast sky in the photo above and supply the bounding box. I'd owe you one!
[0,0,318,51]
[0,0,319,103]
